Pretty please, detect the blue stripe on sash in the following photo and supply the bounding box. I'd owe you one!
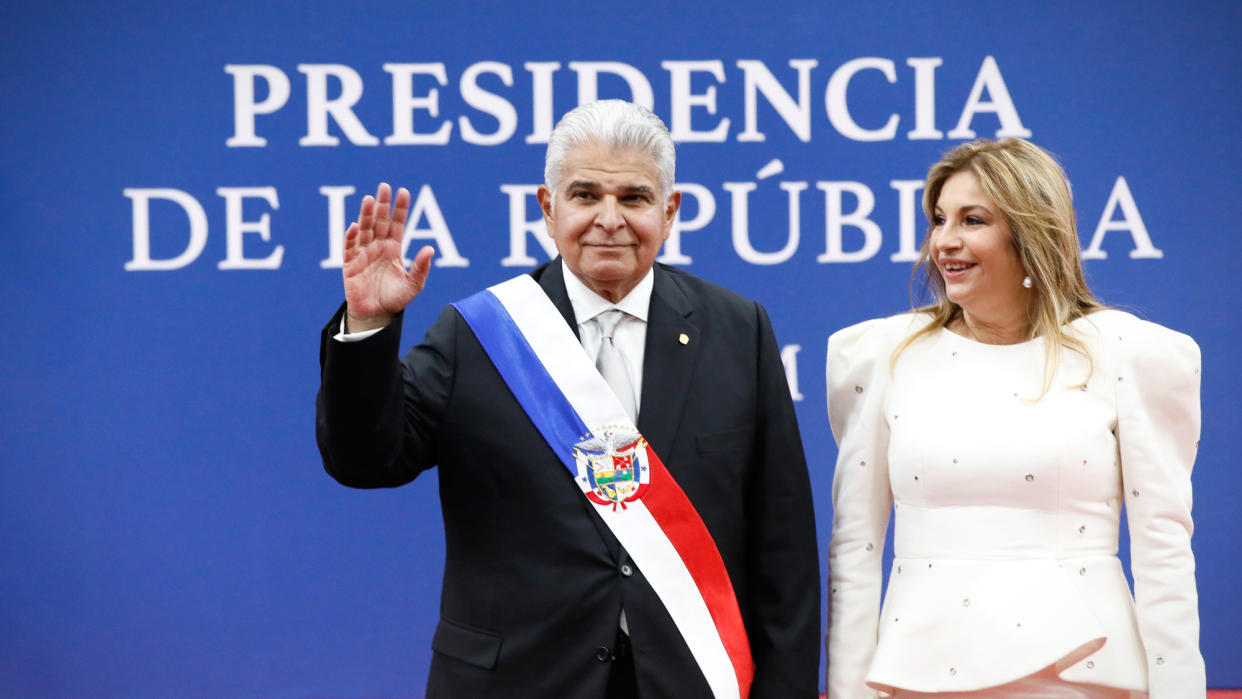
[453,288,588,477]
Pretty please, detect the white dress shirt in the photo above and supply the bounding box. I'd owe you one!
[561,260,651,415]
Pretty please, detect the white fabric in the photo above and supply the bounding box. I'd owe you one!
[334,317,382,342]
[889,664,1131,698]
[825,310,1203,698]
[489,275,740,699]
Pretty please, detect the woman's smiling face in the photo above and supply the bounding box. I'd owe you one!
[930,170,1028,323]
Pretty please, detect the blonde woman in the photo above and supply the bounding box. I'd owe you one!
[825,139,1204,698]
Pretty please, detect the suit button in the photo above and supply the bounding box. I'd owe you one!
[595,646,612,662]
[620,564,633,577]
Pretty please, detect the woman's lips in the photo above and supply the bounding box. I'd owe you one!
[940,261,977,279]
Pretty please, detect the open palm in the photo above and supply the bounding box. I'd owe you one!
[343,183,434,330]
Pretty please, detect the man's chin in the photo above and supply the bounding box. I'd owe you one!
[571,262,643,296]
[579,256,637,276]
[583,246,636,258]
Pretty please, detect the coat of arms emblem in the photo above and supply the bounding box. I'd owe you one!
[573,427,651,510]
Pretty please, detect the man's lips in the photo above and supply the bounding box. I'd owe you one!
[584,242,636,250]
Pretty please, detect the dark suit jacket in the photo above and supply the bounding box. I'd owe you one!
[316,261,820,698]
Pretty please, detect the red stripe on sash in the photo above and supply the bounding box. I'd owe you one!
[641,444,754,697]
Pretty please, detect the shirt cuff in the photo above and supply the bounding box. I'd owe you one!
[333,316,385,343]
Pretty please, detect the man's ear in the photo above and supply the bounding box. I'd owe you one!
[662,190,682,238]
[537,185,554,225]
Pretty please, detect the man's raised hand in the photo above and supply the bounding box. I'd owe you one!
[342,183,435,332]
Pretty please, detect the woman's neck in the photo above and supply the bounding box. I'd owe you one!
[950,309,1031,345]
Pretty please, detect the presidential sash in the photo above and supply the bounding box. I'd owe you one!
[453,275,753,699]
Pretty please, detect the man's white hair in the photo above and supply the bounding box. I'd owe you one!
[544,100,676,199]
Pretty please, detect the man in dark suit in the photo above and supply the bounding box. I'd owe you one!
[316,100,819,698]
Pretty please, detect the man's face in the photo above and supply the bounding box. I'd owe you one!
[537,143,680,302]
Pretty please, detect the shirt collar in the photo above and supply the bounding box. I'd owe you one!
[561,259,653,325]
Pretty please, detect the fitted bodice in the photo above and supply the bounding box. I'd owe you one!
[887,329,1121,561]
[824,311,1204,698]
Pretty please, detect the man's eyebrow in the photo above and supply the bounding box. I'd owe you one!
[620,185,654,195]
[564,181,654,195]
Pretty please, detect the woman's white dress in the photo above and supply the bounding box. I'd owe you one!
[825,310,1204,698]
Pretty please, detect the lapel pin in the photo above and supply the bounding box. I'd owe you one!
[678,333,690,345]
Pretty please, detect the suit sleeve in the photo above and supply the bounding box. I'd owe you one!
[1113,317,1206,696]
[744,302,822,699]
[824,318,895,699]
[316,302,457,488]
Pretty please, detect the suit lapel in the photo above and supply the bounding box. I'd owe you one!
[533,258,580,341]
[638,266,700,459]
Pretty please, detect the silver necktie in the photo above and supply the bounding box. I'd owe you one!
[594,309,637,422]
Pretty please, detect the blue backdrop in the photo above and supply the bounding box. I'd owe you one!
[3,1,1239,695]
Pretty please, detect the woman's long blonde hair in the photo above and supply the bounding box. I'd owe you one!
[892,138,1105,397]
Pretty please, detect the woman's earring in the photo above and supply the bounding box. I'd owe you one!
[1022,276,1033,289]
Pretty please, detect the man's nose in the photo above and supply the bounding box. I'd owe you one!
[594,197,626,232]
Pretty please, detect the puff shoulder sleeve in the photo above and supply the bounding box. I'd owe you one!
[825,316,909,699]
[1106,311,1205,696]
